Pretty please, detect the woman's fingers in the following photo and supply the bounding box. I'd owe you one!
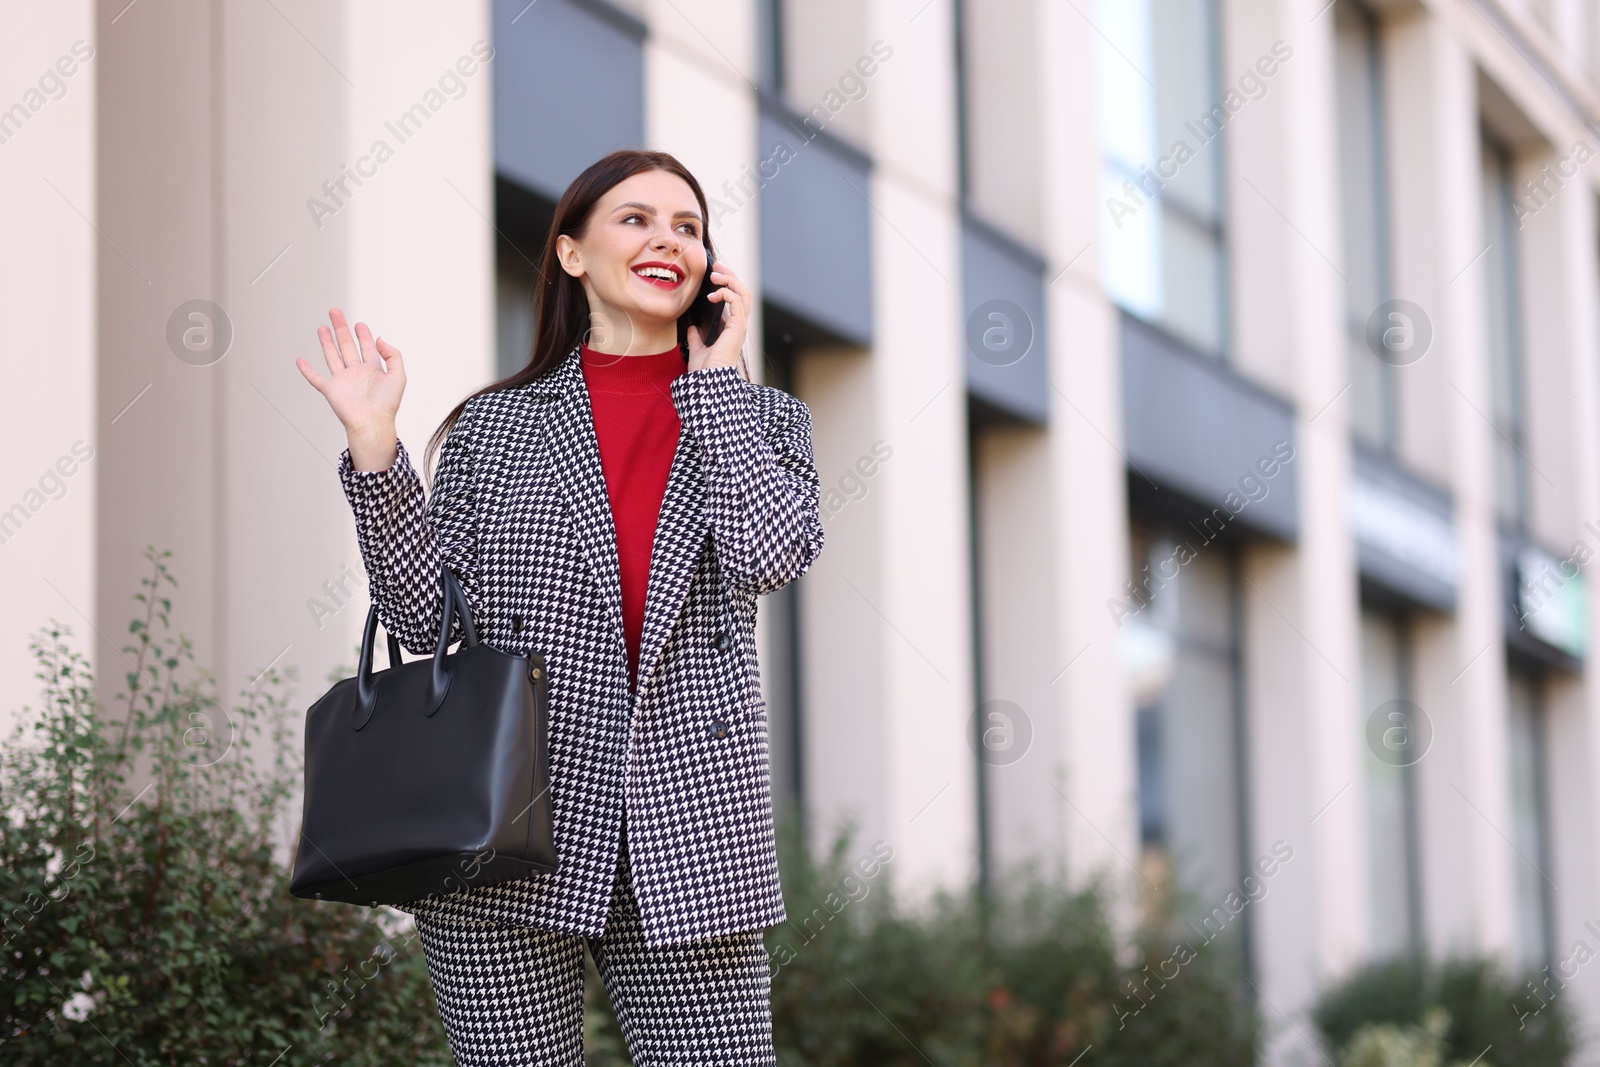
[710,287,739,329]
[718,261,752,304]
[329,307,362,367]
[375,336,405,381]
[316,325,344,377]
[709,262,749,319]
[302,311,408,435]
[319,309,393,378]
[354,319,380,363]
[295,356,328,394]
[693,260,747,370]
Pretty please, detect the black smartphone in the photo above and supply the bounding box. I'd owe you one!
[693,252,727,347]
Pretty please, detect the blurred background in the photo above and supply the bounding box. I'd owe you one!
[6,0,1600,1062]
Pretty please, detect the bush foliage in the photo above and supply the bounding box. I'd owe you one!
[753,830,1257,1067]
[1312,954,1576,1067]
[4,547,1258,1064]
[1,548,450,1064]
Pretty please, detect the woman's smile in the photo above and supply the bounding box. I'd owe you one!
[630,260,686,290]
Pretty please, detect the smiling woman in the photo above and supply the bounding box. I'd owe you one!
[553,174,727,359]
[385,151,755,477]
[294,148,823,1066]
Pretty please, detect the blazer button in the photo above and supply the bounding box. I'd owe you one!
[711,719,729,739]
[512,614,524,634]
[713,631,731,653]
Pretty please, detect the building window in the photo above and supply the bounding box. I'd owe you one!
[1333,1,1396,454]
[1506,665,1555,973]
[493,177,556,381]
[1094,0,1227,358]
[495,247,535,380]
[1359,608,1422,960]
[756,0,783,96]
[1480,135,1530,528]
[1123,523,1247,946]
[952,0,971,203]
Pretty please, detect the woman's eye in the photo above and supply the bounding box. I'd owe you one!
[620,212,697,237]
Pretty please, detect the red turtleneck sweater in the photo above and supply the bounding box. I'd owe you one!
[579,342,687,695]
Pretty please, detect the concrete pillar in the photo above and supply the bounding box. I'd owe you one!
[1415,12,1519,960]
[1223,1,1366,1060]
[1521,139,1600,1028]
[1033,0,1141,901]
[1383,6,1474,961]
[93,0,494,841]
[799,0,978,895]
[0,3,98,738]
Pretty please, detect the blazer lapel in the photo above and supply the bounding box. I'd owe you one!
[633,419,709,701]
[526,343,627,663]
[524,341,710,705]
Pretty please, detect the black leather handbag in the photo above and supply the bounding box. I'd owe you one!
[290,567,558,906]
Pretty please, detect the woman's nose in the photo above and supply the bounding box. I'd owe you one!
[651,225,679,252]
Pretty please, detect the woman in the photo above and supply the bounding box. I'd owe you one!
[295,148,825,1065]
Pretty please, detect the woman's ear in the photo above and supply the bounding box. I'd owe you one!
[554,233,584,278]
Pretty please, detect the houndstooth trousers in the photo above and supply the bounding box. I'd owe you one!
[414,825,776,1065]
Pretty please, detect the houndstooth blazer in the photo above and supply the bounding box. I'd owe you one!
[335,340,824,947]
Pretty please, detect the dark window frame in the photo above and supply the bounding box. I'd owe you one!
[1335,0,1400,454]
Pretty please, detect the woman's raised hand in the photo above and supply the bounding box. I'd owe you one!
[296,308,405,471]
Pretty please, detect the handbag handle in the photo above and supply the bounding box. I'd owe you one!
[352,567,476,729]
[424,567,478,718]
[353,606,405,728]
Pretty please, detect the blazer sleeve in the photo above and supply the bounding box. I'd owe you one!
[670,365,825,596]
[336,413,481,656]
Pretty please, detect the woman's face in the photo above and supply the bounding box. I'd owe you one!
[556,169,708,352]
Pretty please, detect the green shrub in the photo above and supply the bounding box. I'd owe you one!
[1,547,452,1064]
[4,546,1260,1065]
[1313,955,1576,1067]
[1336,1007,1456,1067]
[583,823,1258,1066]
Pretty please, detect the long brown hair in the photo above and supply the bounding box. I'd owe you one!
[422,148,749,480]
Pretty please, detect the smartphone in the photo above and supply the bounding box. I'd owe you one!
[692,252,727,347]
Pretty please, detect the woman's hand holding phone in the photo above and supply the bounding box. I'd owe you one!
[296,307,406,472]
[684,258,748,374]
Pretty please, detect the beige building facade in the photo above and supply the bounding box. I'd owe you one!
[7,0,1600,1059]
